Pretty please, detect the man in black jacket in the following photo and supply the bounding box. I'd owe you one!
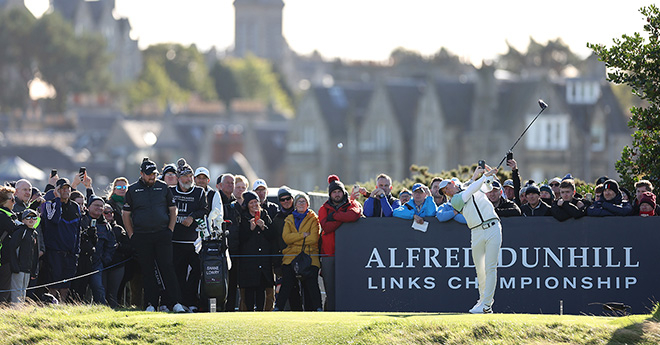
[123,158,185,313]
[486,181,521,217]
[551,179,590,221]
[520,185,551,217]
[171,158,208,312]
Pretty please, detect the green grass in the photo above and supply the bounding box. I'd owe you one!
[0,304,659,345]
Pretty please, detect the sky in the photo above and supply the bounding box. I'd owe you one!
[24,0,656,64]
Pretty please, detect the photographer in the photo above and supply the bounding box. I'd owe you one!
[363,174,400,217]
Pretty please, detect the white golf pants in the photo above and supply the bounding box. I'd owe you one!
[470,222,502,307]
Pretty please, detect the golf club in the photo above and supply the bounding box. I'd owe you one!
[496,99,548,169]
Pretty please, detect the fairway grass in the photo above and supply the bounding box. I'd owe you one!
[0,304,659,345]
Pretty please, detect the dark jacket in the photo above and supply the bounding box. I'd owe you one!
[81,214,116,267]
[261,200,280,223]
[492,196,521,217]
[0,206,18,265]
[108,222,132,266]
[123,178,175,233]
[238,208,274,288]
[39,191,82,253]
[272,206,294,257]
[551,197,591,221]
[170,185,208,242]
[587,194,632,217]
[9,224,37,273]
[521,200,552,217]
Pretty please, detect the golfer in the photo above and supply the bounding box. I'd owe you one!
[438,165,500,314]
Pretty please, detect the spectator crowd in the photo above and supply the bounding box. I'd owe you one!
[0,156,656,311]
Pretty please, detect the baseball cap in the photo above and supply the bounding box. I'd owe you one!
[140,158,158,175]
[437,179,452,190]
[492,181,502,189]
[194,167,210,178]
[503,179,514,188]
[55,178,71,189]
[411,183,424,192]
[252,179,268,191]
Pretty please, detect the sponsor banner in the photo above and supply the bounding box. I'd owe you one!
[335,216,660,314]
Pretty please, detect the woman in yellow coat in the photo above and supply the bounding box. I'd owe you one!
[274,193,323,311]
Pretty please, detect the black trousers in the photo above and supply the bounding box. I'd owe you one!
[225,257,239,311]
[275,264,321,311]
[131,230,181,308]
[172,242,200,308]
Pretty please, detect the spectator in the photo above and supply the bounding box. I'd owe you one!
[486,181,521,217]
[595,176,610,186]
[162,164,178,187]
[228,175,249,311]
[551,179,591,221]
[8,208,39,303]
[539,184,555,205]
[633,180,660,215]
[0,185,19,302]
[271,186,302,310]
[275,193,323,311]
[620,187,632,203]
[102,203,133,308]
[520,185,551,216]
[318,174,362,311]
[507,159,522,206]
[171,158,208,312]
[70,190,86,212]
[519,187,528,206]
[502,180,515,201]
[253,179,279,222]
[234,175,249,209]
[215,174,235,219]
[214,174,240,312]
[548,177,562,200]
[638,191,657,217]
[436,178,468,223]
[12,179,32,219]
[587,180,633,217]
[430,177,447,206]
[123,158,185,313]
[364,174,401,217]
[238,191,274,311]
[106,177,129,227]
[40,178,82,303]
[393,183,436,222]
[398,189,412,205]
[194,167,215,211]
[30,187,42,203]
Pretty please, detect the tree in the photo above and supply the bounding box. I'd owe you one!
[0,8,36,112]
[127,59,189,112]
[496,37,581,76]
[210,60,241,111]
[588,5,660,191]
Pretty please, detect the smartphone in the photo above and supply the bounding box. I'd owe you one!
[507,151,513,160]
[51,169,57,177]
[352,184,360,194]
[478,160,485,169]
[79,167,86,180]
[254,211,260,223]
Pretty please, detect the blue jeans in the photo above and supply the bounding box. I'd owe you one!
[89,261,107,304]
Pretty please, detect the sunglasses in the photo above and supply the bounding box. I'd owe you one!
[549,183,560,187]
[24,216,38,220]
[115,185,128,190]
[279,196,293,202]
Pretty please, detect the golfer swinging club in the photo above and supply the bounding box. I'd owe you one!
[438,164,500,314]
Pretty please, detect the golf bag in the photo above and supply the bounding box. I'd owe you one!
[198,209,230,312]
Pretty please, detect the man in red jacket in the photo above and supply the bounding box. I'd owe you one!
[318,174,362,311]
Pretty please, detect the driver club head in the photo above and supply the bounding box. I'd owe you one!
[538,99,548,110]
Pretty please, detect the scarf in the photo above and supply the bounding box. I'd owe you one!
[292,209,308,230]
[111,194,124,205]
[640,209,655,217]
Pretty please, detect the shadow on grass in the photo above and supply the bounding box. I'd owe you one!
[606,304,660,345]
[357,312,463,318]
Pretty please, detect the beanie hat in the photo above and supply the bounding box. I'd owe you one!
[277,186,292,199]
[162,164,177,176]
[639,191,656,209]
[602,179,620,195]
[595,176,610,186]
[539,185,554,198]
[87,195,104,207]
[293,193,310,207]
[525,185,540,195]
[242,191,259,207]
[327,174,346,197]
[176,158,193,177]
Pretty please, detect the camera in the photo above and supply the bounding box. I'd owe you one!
[79,167,86,181]
[51,169,57,177]
[507,151,513,160]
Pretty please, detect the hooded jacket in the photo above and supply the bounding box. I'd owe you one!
[393,196,437,219]
[587,193,632,216]
[551,197,591,221]
[40,190,81,254]
[318,199,362,256]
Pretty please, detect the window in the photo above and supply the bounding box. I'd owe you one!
[525,114,569,151]
[287,125,317,153]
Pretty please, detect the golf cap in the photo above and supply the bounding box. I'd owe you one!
[252,179,268,191]
[55,178,71,189]
[503,180,514,188]
[492,181,502,189]
[194,167,210,178]
[411,183,424,192]
[140,158,158,175]
[437,179,452,190]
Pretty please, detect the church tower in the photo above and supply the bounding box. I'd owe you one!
[233,0,287,63]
